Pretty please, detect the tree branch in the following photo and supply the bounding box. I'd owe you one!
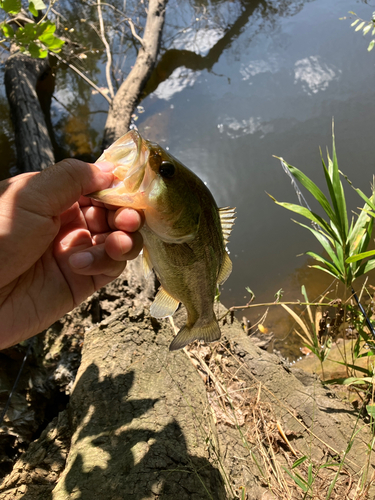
[102,0,168,148]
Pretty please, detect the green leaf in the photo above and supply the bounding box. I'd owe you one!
[347,251,375,263]
[2,23,14,37]
[355,258,375,278]
[366,404,375,419]
[292,456,308,469]
[368,40,375,51]
[278,159,338,226]
[46,37,64,52]
[307,464,313,486]
[293,220,343,273]
[310,264,342,281]
[273,200,341,243]
[355,21,366,31]
[306,251,341,279]
[28,2,38,16]
[24,22,37,40]
[331,126,348,239]
[37,21,56,36]
[28,41,47,58]
[330,360,372,375]
[2,0,21,14]
[325,377,373,385]
[282,467,309,492]
[351,19,360,27]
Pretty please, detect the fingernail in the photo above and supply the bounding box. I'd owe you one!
[117,234,131,254]
[69,252,94,269]
[95,161,114,172]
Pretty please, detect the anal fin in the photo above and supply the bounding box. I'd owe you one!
[169,318,221,351]
[150,287,179,318]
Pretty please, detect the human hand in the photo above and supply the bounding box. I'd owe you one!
[0,159,144,349]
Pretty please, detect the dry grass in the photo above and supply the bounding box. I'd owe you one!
[168,320,375,500]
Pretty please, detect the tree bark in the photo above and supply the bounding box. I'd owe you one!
[4,53,55,173]
[102,0,168,149]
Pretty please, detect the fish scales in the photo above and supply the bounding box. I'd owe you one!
[89,130,235,350]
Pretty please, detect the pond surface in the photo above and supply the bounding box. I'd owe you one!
[1,0,375,358]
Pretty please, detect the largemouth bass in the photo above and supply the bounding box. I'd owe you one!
[90,130,235,350]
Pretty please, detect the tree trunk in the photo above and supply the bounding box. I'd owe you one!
[4,53,55,173]
[102,0,168,149]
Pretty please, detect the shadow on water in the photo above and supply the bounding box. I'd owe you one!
[52,363,225,500]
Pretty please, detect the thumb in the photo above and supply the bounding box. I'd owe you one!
[21,159,114,217]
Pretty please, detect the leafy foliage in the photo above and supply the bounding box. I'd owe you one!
[271,129,375,287]
[0,0,64,58]
[346,11,375,52]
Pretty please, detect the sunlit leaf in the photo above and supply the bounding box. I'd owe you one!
[2,23,14,37]
[347,250,375,263]
[277,158,338,226]
[281,304,313,344]
[355,21,366,31]
[30,0,46,10]
[368,40,375,51]
[351,19,360,27]
[272,200,340,243]
[363,24,372,35]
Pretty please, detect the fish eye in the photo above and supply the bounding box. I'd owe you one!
[159,161,175,179]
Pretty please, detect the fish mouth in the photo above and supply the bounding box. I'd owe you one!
[89,130,152,207]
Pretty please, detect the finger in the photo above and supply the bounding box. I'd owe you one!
[68,244,126,277]
[82,205,110,234]
[114,208,145,232]
[105,231,143,261]
[19,159,114,218]
[107,208,144,231]
[92,232,110,245]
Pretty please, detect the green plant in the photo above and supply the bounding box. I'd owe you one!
[270,128,375,289]
[344,11,375,52]
[0,0,64,58]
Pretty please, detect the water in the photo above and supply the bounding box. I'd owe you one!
[1,0,375,358]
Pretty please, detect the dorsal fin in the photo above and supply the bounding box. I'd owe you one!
[219,207,236,245]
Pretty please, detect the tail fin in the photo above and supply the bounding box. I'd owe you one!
[169,318,221,351]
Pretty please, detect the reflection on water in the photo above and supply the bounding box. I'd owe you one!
[294,56,340,95]
[1,0,375,357]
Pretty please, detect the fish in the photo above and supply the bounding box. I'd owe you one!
[89,130,235,351]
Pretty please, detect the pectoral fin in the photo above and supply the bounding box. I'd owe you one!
[142,246,153,279]
[150,287,180,318]
[169,318,221,351]
[217,252,233,285]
